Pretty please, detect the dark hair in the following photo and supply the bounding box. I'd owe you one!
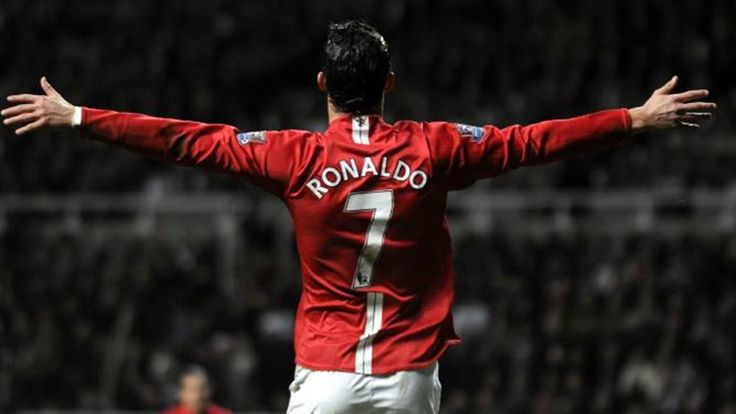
[180,364,210,388]
[322,20,391,115]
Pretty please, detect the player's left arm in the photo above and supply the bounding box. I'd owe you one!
[2,77,301,195]
[2,77,242,169]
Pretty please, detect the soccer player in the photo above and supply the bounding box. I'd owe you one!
[163,366,232,414]
[2,20,715,414]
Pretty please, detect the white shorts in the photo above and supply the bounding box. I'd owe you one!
[286,363,441,414]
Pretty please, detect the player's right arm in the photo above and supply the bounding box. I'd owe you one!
[2,77,302,196]
[428,76,716,189]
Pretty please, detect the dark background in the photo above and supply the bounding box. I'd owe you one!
[1,0,735,413]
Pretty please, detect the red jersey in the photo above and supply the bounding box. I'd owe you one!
[162,404,232,414]
[80,108,631,375]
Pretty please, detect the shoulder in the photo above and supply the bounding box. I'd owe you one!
[267,129,317,139]
[161,406,182,414]
[389,121,463,162]
[207,404,234,414]
[267,130,325,156]
[235,129,317,144]
[392,120,459,140]
[233,129,323,156]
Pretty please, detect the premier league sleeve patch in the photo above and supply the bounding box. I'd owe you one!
[236,131,267,145]
[456,124,485,142]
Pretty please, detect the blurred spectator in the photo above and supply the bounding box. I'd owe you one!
[163,366,232,414]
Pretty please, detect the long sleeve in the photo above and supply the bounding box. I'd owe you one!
[81,107,241,169]
[425,108,633,190]
[80,107,311,196]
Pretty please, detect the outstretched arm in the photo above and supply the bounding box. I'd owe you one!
[2,77,247,172]
[499,76,718,166]
[1,77,305,196]
[428,76,716,188]
[497,75,715,167]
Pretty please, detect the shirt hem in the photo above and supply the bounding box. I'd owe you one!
[294,338,461,375]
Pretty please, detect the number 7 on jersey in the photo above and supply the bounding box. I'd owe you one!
[344,190,394,289]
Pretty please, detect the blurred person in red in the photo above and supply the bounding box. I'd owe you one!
[163,366,231,414]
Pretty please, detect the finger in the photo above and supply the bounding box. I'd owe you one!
[15,117,45,135]
[679,112,712,122]
[681,111,712,118]
[3,112,39,126]
[678,101,717,112]
[7,94,42,103]
[679,121,701,129]
[656,75,678,94]
[673,89,709,102]
[40,76,61,99]
[1,103,37,117]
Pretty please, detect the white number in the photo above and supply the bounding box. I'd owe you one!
[344,190,394,288]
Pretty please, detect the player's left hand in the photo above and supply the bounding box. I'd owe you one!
[2,77,76,135]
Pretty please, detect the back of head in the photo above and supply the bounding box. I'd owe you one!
[322,20,392,116]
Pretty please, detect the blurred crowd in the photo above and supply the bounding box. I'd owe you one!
[1,0,735,413]
[1,0,735,193]
[448,231,736,414]
[2,219,735,414]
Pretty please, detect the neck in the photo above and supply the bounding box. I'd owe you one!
[327,103,350,123]
[327,99,383,123]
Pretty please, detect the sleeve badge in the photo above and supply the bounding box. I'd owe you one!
[456,124,485,142]
[236,131,267,145]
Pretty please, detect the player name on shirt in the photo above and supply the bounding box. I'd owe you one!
[306,156,428,199]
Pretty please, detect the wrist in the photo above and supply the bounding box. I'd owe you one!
[71,106,82,128]
[628,107,648,134]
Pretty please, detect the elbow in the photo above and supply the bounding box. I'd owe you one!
[168,134,192,163]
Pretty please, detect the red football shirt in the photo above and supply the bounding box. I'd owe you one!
[81,108,631,374]
[162,403,232,414]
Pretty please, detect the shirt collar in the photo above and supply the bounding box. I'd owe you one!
[326,114,386,134]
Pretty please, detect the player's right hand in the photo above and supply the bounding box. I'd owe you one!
[628,76,717,134]
[2,77,76,135]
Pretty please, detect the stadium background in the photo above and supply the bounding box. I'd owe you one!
[1,0,735,413]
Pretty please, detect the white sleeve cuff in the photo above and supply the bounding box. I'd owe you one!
[71,106,83,127]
